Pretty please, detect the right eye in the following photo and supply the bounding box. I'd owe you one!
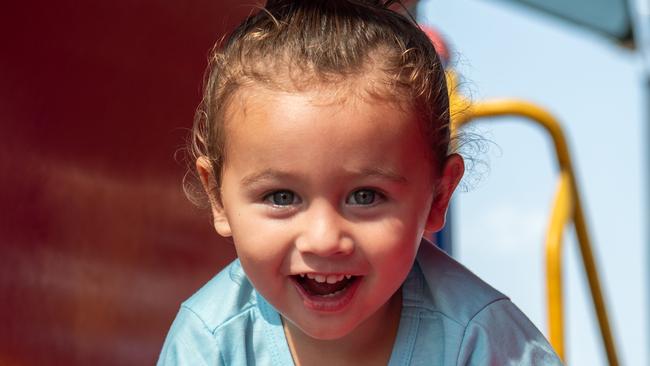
[264,190,299,206]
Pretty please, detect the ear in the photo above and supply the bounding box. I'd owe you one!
[425,153,464,234]
[196,156,233,237]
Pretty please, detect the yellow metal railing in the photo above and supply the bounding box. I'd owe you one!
[448,72,619,365]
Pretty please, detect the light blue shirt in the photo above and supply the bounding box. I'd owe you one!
[158,241,562,365]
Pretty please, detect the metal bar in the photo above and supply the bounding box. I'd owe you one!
[545,172,573,361]
[449,82,619,364]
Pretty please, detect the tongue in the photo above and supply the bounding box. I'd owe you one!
[298,276,352,296]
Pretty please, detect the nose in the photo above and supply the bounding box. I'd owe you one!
[295,200,354,257]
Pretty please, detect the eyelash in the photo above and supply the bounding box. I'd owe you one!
[346,188,385,206]
[263,190,301,207]
[261,188,386,207]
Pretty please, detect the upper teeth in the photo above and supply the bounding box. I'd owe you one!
[304,273,352,283]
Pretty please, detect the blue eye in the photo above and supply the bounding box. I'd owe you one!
[265,190,298,206]
[347,189,378,205]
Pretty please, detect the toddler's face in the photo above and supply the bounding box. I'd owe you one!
[201,85,461,340]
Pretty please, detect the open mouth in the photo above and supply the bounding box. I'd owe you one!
[290,273,361,312]
[293,274,358,297]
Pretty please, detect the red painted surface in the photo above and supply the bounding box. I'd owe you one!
[0,1,251,364]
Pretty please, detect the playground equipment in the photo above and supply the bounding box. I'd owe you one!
[447,70,619,365]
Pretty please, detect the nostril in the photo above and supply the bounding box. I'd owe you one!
[295,235,354,257]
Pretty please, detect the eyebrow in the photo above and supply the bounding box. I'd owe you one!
[240,169,298,187]
[240,167,408,187]
[352,167,408,184]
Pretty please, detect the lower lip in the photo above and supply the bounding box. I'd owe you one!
[291,277,362,313]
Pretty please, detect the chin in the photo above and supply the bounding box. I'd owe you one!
[297,319,359,341]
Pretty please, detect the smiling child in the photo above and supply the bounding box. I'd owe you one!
[158,1,563,365]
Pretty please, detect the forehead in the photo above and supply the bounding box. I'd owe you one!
[224,78,418,137]
[228,83,416,137]
[221,85,434,179]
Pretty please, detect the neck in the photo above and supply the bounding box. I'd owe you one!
[283,289,402,366]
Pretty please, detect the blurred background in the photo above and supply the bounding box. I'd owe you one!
[420,0,647,365]
[0,0,646,365]
[0,1,245,364]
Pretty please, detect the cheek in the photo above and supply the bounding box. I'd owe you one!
[376,204,427,239]
[361,217,421,263]
[229,216,294,271]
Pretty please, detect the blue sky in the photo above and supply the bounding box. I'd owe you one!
[418,0,646,364]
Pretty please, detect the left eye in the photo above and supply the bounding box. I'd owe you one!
[347,189,379,205]
[264,190,299,206]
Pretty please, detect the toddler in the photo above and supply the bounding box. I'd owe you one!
[158,0,562,365]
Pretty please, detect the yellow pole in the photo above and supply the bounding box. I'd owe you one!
[545,172,573,361]
[448,75,619,364]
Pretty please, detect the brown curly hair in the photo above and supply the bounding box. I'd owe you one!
[186,0,450,205]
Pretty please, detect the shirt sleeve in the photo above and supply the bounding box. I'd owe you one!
[456,299,563,366]
[157,306,222,366]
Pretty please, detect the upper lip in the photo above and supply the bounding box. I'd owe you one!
[291,273,357,284]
